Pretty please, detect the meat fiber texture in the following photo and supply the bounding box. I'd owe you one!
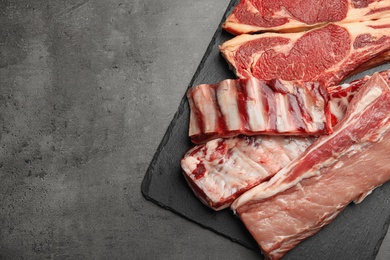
[219,18,390,87]
[181,135,314,211]
[231,73,390,260]
[223,0,390,34]
[328,69,390,125]
[188,70,390,144]
[188,77,331,144]
[182,70,390,211]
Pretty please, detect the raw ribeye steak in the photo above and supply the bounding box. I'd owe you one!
[220,18,390,87]
[223,0,390,34]
[232,73,390,260]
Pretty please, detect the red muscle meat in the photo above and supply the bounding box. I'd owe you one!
[182,71,390,211]
[188,70,390,144]
[232,73,390,259]
[220,18,390,87]
[181,135,314,210]
[326,70,389,125]
[188,77,331,144]
[223,0,390,34]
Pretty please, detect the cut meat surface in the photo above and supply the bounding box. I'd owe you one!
[188,70,390,143]
[350,49,390,77]
[223,0,390,34]
[220,18,390,87]
[188,77,331,144]
[182,71,390,211]
[327,70,390,125]
[181,135,314,210]
[232,73,390,259]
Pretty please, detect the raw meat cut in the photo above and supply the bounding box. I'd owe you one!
[327,70,388,125]
[188,70,390,143]
[182,71,390,211]
[188,77,331,144]
[231,73,390,259]
[220,18,390,87]
[181,135,314,211]
[223,0,390,35]
[350,49,390,76]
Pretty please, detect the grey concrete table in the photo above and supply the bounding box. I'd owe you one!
[0,0,389,259]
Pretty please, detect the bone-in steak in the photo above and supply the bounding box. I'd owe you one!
[223,0,390,34]
[220,18,390,88]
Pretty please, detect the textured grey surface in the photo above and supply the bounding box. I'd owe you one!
[0,0,389,259]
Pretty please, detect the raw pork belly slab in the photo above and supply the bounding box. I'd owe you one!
[232,73,390,260]
[188,77,331,144]
[181,135,314,211]
[220,18,390,87]
[223,0,390,34]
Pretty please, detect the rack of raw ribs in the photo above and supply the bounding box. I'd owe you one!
[180,1,390,259]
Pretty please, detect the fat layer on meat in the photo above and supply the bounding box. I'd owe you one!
[232,73,390,259]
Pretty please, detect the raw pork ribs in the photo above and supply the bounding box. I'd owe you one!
[188,77,331,144]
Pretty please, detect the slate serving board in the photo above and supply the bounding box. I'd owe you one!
[141,0,390,258]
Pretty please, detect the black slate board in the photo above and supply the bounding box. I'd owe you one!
[141,0,390,258]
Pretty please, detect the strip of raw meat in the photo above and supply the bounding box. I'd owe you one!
[328,69,390,125]
[220,18,390,87]
[181,135,314,211]
[188,77,331,144]
[223,0,390,35]
[348,49,390,77]
[231,73,390,259]
[188,70,390,143]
